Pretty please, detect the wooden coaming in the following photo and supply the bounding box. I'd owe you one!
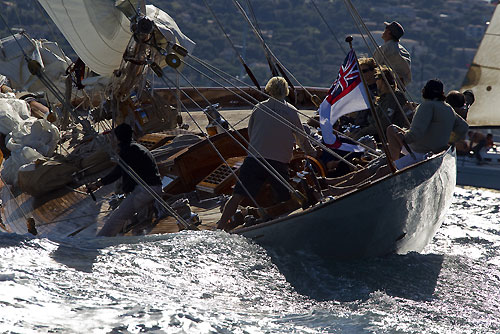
[163,128,248,194]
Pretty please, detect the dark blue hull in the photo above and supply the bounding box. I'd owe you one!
[238,148,456,260]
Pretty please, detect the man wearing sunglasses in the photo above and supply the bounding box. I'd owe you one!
[358,57,378,97]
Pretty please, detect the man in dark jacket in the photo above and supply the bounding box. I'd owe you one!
[88,123,162,236]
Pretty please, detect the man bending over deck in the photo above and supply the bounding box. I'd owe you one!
[88,123,162,237]
[217,77,318,230]
[386,79,468,170]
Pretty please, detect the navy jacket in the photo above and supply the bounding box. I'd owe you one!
[101,141,161,193]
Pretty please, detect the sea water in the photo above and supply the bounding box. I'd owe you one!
[0,186,499,333]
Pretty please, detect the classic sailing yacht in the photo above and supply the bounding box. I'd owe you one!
[0,0,457,260]
[459,5,500,190]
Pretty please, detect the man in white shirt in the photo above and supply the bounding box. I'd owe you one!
[374,21,412,89]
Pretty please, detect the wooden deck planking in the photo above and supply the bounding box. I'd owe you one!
[0,108,318,238]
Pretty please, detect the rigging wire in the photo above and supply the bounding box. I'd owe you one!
[178,68,313,191]
[242,0,279,77]
[161,76,269,216]
[201,0,261,90]
[342,0,413,127]
[187,53,379,157]
[242,0,299,104]
[310,0,347,54]
[33,0,73,69]
[234,0,300,104]
[184,56,355,167]
[231,0,319,107]
[163,68,298,211]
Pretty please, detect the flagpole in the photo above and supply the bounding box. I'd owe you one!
[346,36,397,174]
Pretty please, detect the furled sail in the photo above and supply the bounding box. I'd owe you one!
[37,0,195,76]
[0,32,70,99]
[461,6,500,127]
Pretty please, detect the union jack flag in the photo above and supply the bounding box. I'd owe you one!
[319,49,370,146]
[326,50,362,104]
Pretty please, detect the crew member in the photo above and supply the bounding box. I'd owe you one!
[358,57,378,97]
[468,131,494,163]
[446,90,467,119]
[374,21,412,89]
[88,123,162,237]
[351,66,408,141]
[386,79,468,169]
[217,77,318,230]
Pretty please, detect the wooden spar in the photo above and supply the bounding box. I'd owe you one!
[232,0,297,104]
[236,0,322,107]
[346,36,397,173]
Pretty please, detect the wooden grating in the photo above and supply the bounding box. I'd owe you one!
[196,156,244,194]
[138,133,171,150]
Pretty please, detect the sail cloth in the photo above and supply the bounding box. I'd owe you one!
[0,32,70,98]
[319,49,370,150]
[461,6,500,127]
[37,0,195,76]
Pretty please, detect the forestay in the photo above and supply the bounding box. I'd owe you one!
[461,6,500,127]
[37,0,195,76]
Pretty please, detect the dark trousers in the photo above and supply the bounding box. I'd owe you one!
[233,157,291,202]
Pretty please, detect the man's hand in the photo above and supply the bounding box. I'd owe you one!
[387,124,405,143]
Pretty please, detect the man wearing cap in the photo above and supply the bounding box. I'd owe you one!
[463,89,475,119]
[88,123,163,237]
[446,90,467,119]
[386,79,468,169]
[374,21,412,89]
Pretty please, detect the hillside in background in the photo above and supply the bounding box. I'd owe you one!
[0,0,496,102]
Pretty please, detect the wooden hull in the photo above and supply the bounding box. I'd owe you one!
[154,86,328,110]
[237,148,457,260]
[0,132,456,261]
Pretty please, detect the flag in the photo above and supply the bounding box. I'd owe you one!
[318,49,370,149]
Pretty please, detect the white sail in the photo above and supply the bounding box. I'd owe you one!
[37,0,195,76]
[0,32,71,100]
[461,6,500,127]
